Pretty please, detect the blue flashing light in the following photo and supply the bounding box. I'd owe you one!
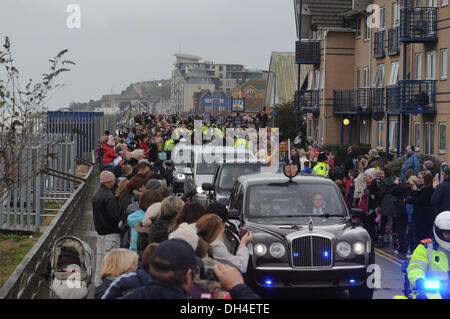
[349,279,356,285]
[323,251,329,258]
[264,279,273,287]
[293,252,299,257]
[424,280,440,290]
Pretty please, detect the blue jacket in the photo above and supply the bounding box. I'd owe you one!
[127,209,146,252]
[400,152,420,181]
[101,269,152,299]
[300,167,313,174]
[123,279,191,299]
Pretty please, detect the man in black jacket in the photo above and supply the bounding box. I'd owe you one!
[124,239,260,299]
[92,171,122,287]
[431,167,450,214]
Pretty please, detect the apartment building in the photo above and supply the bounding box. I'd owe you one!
[170,54,265,114]
[294,0,450,163]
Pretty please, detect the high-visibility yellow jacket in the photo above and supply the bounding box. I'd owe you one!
[407,239,449,289]
[235,139,249,149]
[312,162,329,177]
[164,139,175,151]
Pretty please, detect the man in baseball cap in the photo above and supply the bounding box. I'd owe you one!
[124,239,203,299]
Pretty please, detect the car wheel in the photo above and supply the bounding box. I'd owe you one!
[348,283,374,299]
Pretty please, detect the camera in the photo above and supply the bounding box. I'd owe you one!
[199,266,218,281]
[238,227,249,238]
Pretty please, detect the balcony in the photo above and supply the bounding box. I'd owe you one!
[294,90,319,114]
[374,30,385,59]
[400,7,437,42]
[295,40,321,64]
[386,80,436,114]
[333,88,376,114]
[388,27,400,56]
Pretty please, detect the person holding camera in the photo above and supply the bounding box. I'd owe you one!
[123,238,259,299]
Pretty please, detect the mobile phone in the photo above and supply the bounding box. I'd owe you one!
[238,227,249,238]
[199,266,218,281]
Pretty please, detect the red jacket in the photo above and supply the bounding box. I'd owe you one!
[140,141,150,159]
[103,144,118,164]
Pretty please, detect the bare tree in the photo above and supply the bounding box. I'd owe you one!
[0,36,74,200]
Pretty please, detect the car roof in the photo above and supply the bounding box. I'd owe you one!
[236,173,333,187]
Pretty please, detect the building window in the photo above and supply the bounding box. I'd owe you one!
[440,49,448,80]
[389,121,398,151]
[307,71,314,90]
[356,18,361,38]
[443,0,449,7]
[439,123,446,154]
[313,118,319,142]
[424,122,435,155]
[372,64,385,88]
[247,90,254,97]
[416,53,423,80]
[364,17,371,41]
[379,7,386,30]
[392,2,400,27]
[389,62,399,85]
[363,67,370,87]
[414,122,421,151]
[356,69,361,88]
[308,119,312,138]
[426,51,436,80]
[315,70,320,90]
[376,121,384,148]
[219,66,223,72]
[361,120,370,144]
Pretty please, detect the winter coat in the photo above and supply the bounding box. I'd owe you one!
[434,162,448,183]
[147,216,172,244]
[122,279,190,299]
[135,222,151,260]
[95,277,117,299]
[103,144,119,164]
[400,152,420,181]
[378,177,397,218]
[406,185,435,227]
[209,239,249,274]
[344,152,359,176]
[127,209,146,252]
[390,182,409,217]
[353,172,366,200]
[92,185,121,236]
[431,179,450,213]
[101,269,151,299]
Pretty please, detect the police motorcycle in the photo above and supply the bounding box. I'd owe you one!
[394,211,450,299]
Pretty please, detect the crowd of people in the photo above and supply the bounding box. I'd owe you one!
[289,133,450,259]
[91,111,272,299]
[91,110,450,299]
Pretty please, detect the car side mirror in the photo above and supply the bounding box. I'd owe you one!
[228,209,241,220]
[182,167,193,175]
[202,183,214,191]
[350,208,365,223]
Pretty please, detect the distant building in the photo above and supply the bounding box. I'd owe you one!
[198,90,231,115]
[232,79,267,113]
[170,53,265,114]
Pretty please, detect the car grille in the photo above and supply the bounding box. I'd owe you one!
[291,235,332,267]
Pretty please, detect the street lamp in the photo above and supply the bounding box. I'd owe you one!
[263,70,277,127]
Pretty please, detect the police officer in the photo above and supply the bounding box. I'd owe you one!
[164,138,175,161]
[407,211,450,299]
[312,152,329,177]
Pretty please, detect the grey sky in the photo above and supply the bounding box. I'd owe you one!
[0,0,297,110]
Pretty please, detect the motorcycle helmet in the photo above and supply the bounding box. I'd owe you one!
[433,211,450,251]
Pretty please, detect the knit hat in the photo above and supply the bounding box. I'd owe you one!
[146,179,162,190]
[100,171,115,184]
[423,160,433,170]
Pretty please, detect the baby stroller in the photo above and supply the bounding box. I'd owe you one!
[47,236,93,299]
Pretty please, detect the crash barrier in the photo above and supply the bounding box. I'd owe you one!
[47,111,122,158]
[0,151,96,299]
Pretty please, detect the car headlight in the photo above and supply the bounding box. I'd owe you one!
[336,241,352,258]
[353,241,365,255]
[176,173,186,180]
[254,243,267,256]
[269,242,286,259]
[196,186,204,194]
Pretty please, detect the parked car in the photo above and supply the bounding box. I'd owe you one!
[224,169,375,299]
